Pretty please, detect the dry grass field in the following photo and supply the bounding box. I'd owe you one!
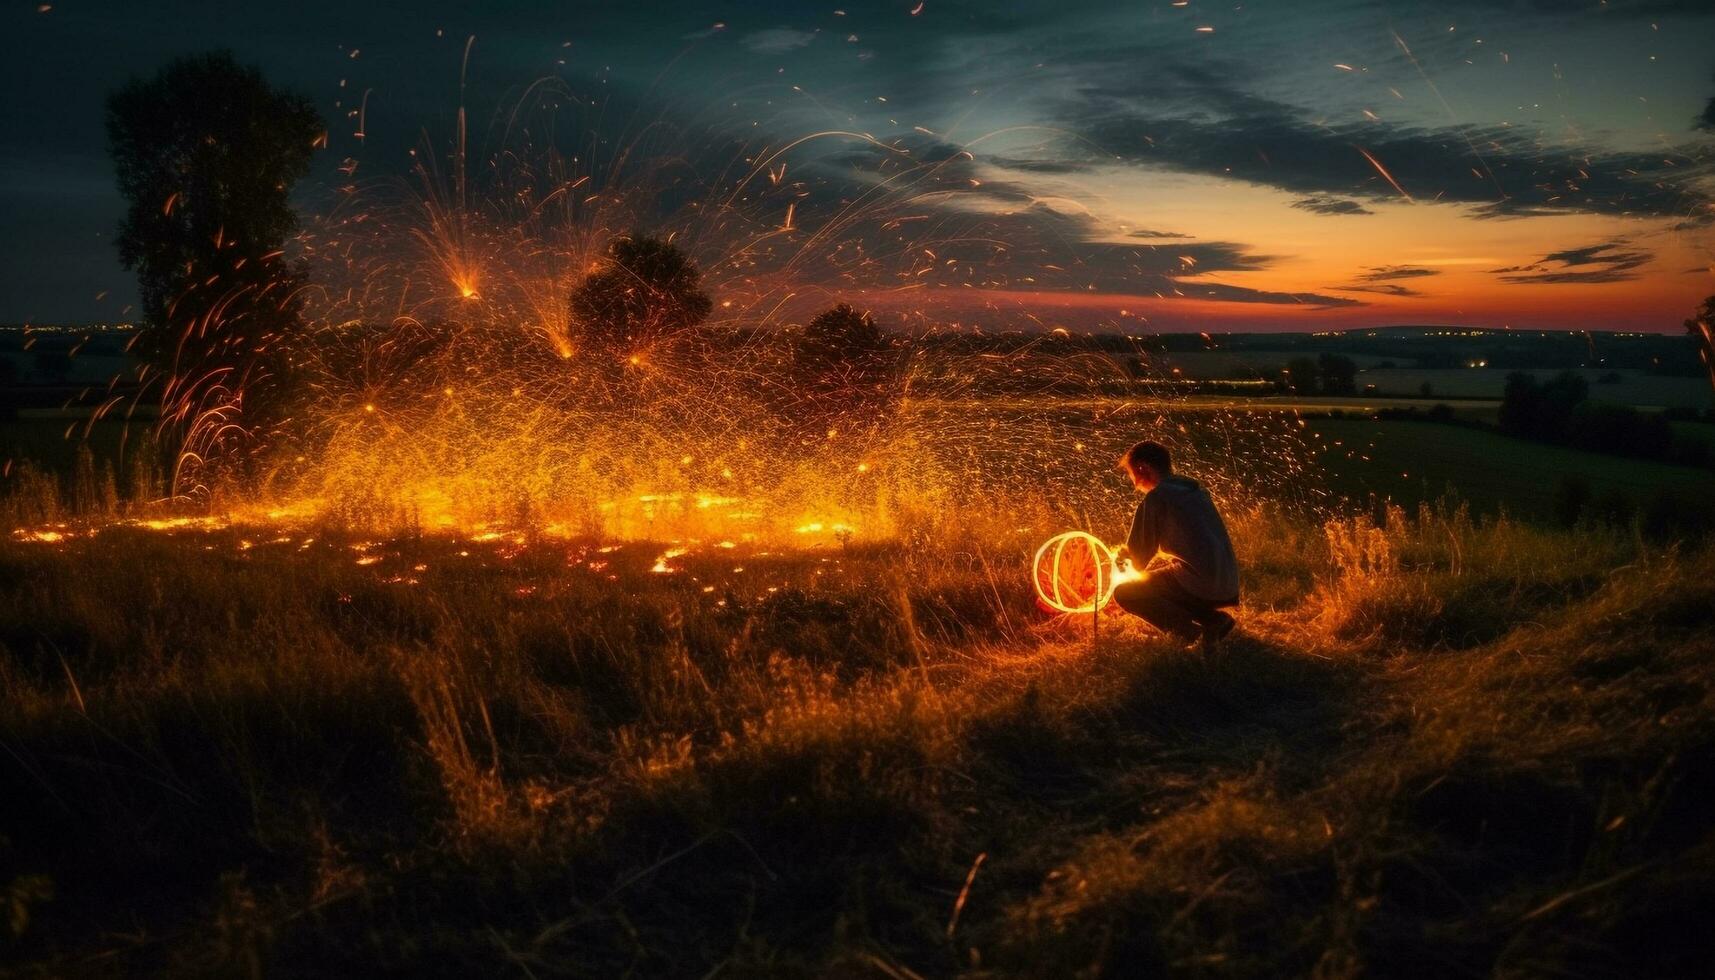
[2,497,1711,977]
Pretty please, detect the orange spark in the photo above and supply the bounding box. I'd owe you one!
[1355,145,1412,201]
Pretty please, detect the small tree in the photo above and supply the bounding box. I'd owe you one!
[1283,357,1320,395]
[1498,372,1539,437]
[1537,371,1590,439]
[790,303,897,435]
[568,235,713,356]
[801,304,886,369]
[1317,353,1358,396]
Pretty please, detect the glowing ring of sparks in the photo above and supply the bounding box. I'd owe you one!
[1032,530,1125,614]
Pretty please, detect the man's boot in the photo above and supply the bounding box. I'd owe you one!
[1200,611,1236,653]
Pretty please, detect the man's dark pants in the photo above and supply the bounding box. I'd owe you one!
[1112,574,1237,641]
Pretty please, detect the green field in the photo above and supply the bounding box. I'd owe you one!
[1354,367,1714,410]
[1306,418,1715,520]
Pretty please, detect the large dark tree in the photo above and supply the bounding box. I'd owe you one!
[568,235,713,357]
[107,52,322,371]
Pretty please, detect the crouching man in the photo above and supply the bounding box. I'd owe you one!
[1112,440,1240,651]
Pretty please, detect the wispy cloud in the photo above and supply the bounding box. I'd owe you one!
[1493,240,1652,284]
[988,156,1092,175]
[1292,196,1372,216]
[1334,283,1422,297]
[1358,265,1440,282]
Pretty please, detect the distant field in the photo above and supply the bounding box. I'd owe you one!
[1145,349,1712,412]
[1306,417,1715,518]
[1355,367,1713,409]
[1153,350,1417,375]
[0,417,142,471]
[1176,393,1500,418]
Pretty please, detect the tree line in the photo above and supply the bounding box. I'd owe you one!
[1499,371,1709,467]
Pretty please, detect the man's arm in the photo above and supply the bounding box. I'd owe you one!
[1122,496,1156,564]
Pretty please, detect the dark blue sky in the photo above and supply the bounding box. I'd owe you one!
[3,0,1712,330]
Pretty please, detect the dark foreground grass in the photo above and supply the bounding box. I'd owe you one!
[1,507,1712,977]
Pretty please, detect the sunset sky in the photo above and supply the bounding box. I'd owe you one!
[2,0,1711,332]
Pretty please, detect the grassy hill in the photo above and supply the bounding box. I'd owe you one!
[2,505,1711,976]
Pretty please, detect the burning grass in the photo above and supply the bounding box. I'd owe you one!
[2,503,1711,976]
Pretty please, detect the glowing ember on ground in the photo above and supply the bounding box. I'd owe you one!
[14,528,68,544]
[651,547,690,573]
